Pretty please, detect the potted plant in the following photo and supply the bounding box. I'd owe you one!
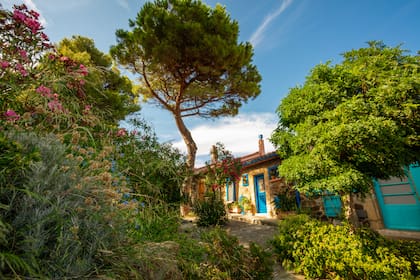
[227,201,241,214]
[239,196,252,215]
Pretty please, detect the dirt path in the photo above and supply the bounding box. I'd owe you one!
[223,220,304,280]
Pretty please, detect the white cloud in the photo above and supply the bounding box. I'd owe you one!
[172,112,278,167]
[249,0,293,48]
[23,0,47,26]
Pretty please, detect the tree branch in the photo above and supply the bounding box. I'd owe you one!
[140,60,174,112]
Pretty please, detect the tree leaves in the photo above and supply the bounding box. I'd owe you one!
[272,42,420,195]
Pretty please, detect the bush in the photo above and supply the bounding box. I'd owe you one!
[271,214,417,279]
[0,131,131,278]
[178,227,273,279]
[115,118,188,204]
[193,194,227,227]
[127,198,181,242]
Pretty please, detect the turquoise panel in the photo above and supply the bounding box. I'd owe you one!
[374,166,420,231]
[322,195,342,217]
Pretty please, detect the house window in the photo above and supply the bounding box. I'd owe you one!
[268,166,280,180]
[225,178,236,201]
[242,174,249,186]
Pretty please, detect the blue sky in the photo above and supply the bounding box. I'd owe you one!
[3,0,420,166]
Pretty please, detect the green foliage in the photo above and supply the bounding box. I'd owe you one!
[271,214,418,279]
[0,132,129,278]
[57,36,139,124]
[0,132,41,277]
[193,194,227,227]
[204,142,242,188]
[111,0,261,168]
[199,227,273,279]
[193,143,241,226]
[271,42,420,195]
[0,133,40,186]
[115,118,188,203]
[127,198,180,242]
[238,195,252,212]
[272,185,298,212]
[1,4,271,279]
[111,0,261,118]
[0,4,54,112]
[178,227,273,279]
[0,5,136,134]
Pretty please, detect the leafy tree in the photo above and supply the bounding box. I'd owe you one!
[57,36,139,125]
[271,42,420,206]
[110,0,261,170]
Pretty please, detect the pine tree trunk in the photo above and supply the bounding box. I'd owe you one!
[174,114,197,170]
[174,113,197,211]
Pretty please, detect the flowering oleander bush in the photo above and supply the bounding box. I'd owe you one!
[1,5,67,118]
[204,142,242,190]
[0,4,275,279]
[193,143,241,226]
[1,4,138,134]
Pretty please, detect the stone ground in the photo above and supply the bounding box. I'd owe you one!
[223,219,305,280]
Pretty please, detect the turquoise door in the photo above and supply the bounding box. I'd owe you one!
[373,165,420,231]
[254,174,267,213]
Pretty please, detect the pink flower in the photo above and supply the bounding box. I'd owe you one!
[60,56,69,62]
[0,61,10,69]
[16,63,28,76]
[36,85,52,96]
[79,64,88,76]
[18,49,28,60]
[4,109,20,121]
[116,128,127,137]
[41,32,49,41]
[48,54,56,60]
[131,130,138,136]
[42,42,52,48]
[83,105,91,115]
[29,10,40,19]
[13,10,26,22]
[47,100,63,112]
[24,17,41,33]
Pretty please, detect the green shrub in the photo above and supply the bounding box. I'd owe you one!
[178,227,273,279]
[127,198,180,242]
[115,119,188,204]
[193,195,227,227]
[0,132,131,278]
[271,214,417,279]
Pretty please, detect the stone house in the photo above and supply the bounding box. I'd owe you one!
[194,135,420,239]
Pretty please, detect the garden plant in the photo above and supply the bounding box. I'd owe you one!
[0,4,274,279]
